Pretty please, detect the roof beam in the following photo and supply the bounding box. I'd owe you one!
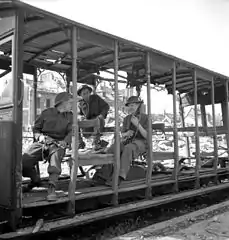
[27,39,69,63]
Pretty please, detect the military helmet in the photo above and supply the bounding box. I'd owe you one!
[54,92,73,107]
[77,84,93,96]
[125,96,143,106]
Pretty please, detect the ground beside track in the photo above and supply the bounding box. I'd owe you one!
[112,199,229,240]
[51,188,229,240]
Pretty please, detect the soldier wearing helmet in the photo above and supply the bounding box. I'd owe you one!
[95,96,148,185]
[77,84,110,151]
[22,92,75,201]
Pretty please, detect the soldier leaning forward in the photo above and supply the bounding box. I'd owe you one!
[22,92,74,201]
[77,84,110,150]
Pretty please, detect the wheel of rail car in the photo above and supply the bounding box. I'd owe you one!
[126,165,146,181]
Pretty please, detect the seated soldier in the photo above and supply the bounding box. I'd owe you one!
[95,96,148,185]
[77,84,110,151]
[22,92,74,201]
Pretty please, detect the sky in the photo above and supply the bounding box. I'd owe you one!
[4,0,229,113]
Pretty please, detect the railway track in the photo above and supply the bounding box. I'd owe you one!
[3,184,229,240]
[112,198,229,240]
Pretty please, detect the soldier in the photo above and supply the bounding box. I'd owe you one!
[94,96,148,185]
[22,92,74,201]
[77,84,110,151]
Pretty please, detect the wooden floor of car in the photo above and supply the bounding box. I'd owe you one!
[22,167,229,208]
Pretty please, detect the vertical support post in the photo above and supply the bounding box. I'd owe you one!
[193,69,200,188]
[68,26,78,215]
[33,69,37,122]
[112,40,120,206]
[12,8,24,229]
[145,52,153,198]
[172,62,179,192]
[200,104,207,128]
[225,80,229,164]
[211,77,218,182]
[33,69,40,176]
[179,94,190,158]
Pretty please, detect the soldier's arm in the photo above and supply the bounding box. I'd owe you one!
[137,115,148,139]
[33,112,45,141]
[121,116,128,133]
[97,95,110,119]
[64,112,73,145]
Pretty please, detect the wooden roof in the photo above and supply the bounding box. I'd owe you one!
[0,0,228,94]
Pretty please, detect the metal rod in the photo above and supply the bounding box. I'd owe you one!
[145,52,153,199]
[172,62,179,192]
[225,80,229,163]
[112,40,120,206]
[211,77,218,181]
[12,8,24,229]
[68,26,79,214]
[193,69,200,188]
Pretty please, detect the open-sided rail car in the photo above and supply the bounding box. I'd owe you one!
[0,0,229,238]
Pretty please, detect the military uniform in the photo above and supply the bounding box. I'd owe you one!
[94,96,148,184]
[22,92,73,201]
[77,85,110,150]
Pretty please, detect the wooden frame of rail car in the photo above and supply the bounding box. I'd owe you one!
[1,0,229,237]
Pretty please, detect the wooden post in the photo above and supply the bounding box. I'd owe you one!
[12,8,24,229]
[193,69,200,188]
[68,26,79,215]
[33,69,40,176]
[211,77,218,183]
[172,62,179,192]
[200,104,207,128]
[224,80,229,163]
[145,52,153,199]
[179,94,190,158]
[112,40,120,206]
[33,69,37,122]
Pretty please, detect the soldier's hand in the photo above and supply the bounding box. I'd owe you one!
[131,116,139,127]
[59,140,67,148]
[38,135,46,143]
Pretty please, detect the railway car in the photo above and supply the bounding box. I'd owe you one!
[0,0,229,238]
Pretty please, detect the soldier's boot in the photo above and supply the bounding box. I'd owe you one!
[22,181,41,193]
[47,183,57,201]
[78,132,86,149]
[47,174,58,201]
[92,134,103,151]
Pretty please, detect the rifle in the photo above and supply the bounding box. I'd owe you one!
[122,102,142,145]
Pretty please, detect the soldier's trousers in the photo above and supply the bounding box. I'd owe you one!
[102,139,146,180]
[22,142,65,186]
[81,117,105,143]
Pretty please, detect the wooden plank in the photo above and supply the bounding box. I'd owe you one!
[179,94,190,158]
[172,62,179,192]
[211,77,218,182]
[4,182,229,239]
[78,119,99,128]
[21,170,226,209]
[152,151,174,160]
[164,126,226,133]
[225,80,229,158]
[12,9,24,230]
[68,26,79,215]
[112,40,120,206]
[146,52,153,199]
[193,69,200,188]
[103,123,165,133]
